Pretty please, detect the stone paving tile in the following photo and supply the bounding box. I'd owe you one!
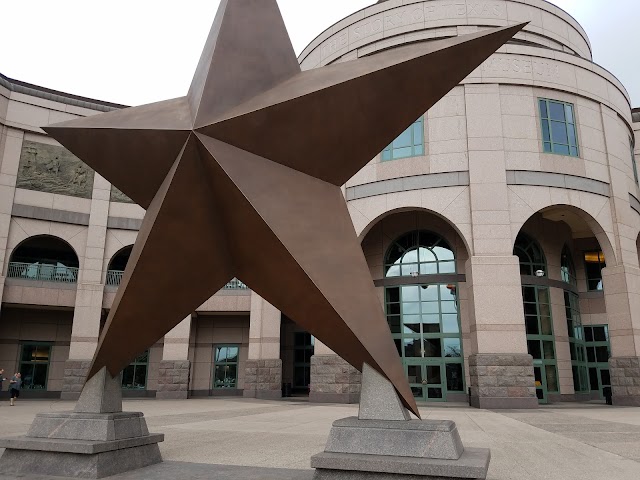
[0,399,639,480]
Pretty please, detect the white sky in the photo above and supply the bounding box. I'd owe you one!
[0,1,637,107]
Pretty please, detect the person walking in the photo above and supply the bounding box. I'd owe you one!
[9,373,21,406]
[0,369,5,399]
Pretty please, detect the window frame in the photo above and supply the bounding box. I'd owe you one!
[538,98,579,157]
[381,116,425,162]
[213,344,240,390]
[584,250,606,292]
[631,136,639,186]
[384,230,456,278]
[19,342,52,390]
[121,350,149,390]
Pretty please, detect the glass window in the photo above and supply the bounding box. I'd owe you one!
[19,343,51,390]
[564,291,589,392]
[382,117,425,161]
[584,251,606,291]
[385,231,456,278]
[214,345,239,389]
[539,99,579,157]
[121,350,149,390]
[514,233,546,276]
[560,245,577,286]
[293,332,314,389]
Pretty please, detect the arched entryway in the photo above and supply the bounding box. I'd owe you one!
[106,245,132,286]
[514,205,614,403]
[361,209,470,403]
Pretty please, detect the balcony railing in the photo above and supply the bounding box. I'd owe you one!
[105,271,248,290]
[106,270,124,286]
[7,262,78,284]
[223,278,249,290]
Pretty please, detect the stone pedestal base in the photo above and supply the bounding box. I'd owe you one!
[611,357,640,406]
[0,411,163,478]
[469,354,538,409]
[311,418,489,480]
[243,359,282,400]
[156,360,191,399]
[311,363,491,480]
[310,354,361,404]
[61,360,91,401]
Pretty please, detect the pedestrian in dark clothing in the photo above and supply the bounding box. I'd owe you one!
[9,373,21,406]
[0,369,5,396]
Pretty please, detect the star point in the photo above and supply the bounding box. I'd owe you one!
[44,0,526,418]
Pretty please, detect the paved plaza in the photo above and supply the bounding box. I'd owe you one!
[0,398,638,479]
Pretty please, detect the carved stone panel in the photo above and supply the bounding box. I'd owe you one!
[17,141,95,198]
[110,185,135,204]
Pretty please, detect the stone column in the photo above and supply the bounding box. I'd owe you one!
[602,265,640,406]
[61,174,110,400]
[464,84,536,409]
[0,127,22,326]
[157,315,192,399]
[243,293,282,399]
[309,340,361,404]
[466,256,537,408]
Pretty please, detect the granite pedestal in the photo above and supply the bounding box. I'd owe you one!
[311,364,490,480]
[0,368,163,478]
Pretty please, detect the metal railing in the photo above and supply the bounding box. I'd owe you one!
[105,271,248,290]
[7,262,78,284]
[106,270,124,286]
[223,278,249,290]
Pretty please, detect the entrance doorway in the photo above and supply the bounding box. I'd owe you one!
[405,360,446,402]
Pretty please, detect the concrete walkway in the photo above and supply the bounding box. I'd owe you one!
[0,398,639,479]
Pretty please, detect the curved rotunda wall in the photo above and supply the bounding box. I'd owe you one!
[302,0,637,268]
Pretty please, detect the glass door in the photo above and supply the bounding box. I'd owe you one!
[533,364,547,404]
[404,360,445,402]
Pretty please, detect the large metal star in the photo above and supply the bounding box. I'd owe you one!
[44,0,524,417]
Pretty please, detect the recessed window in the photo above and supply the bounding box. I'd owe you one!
[214,345,239,389]
[384,230,455,278]
[381,117,424,161]
[584,251,605,291]
[121,350,149,390]
[539,99,579,157]
[20,343,51,390]
[560,245,577,286]
[514,233,546,277]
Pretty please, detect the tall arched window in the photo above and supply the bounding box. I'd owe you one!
[560,245,577,286]
[384,231,463,402]
[514,233,557,403]
[385,230,455,278]
[514,233,547,276]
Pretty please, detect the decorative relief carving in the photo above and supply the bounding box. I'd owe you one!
[110,185,135,204]
[17,140,95,198]
[425,2,504,19]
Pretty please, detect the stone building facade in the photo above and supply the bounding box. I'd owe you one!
[0,0,638,408]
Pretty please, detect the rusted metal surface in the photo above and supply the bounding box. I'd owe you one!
[44,0,524,418]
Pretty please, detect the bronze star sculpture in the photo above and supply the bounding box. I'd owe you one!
[44,0,524,418]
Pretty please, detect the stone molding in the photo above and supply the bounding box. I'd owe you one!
[346,171,469,201]
[469,354,538,409]
[12,203,90,226]
[156,360,190,399]
[310,355,361,404]
[107,216,143,231]
[610,356,640,406]
[243,359,282,400]
[506,170,610,197]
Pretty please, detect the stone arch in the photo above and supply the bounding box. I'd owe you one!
[6,234,80,281]
[356,206,472,258]
[511,202,617,268]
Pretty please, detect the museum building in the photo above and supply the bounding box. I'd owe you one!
[0,0,639,408]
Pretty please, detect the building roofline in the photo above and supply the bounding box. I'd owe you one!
[0,71,126,113]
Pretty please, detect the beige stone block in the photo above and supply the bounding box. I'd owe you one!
[6,101,50,130]
[475,330,528,354]
[468,150,506,184]
[108,202,145,219]
[428,116,466,142]
[470,183,509,211]
[429,139,467,155]
[429,152,468,173]
[51,194,92,214]
[14,188,54,209]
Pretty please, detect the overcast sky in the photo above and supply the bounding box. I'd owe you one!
[0,1,637,107]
